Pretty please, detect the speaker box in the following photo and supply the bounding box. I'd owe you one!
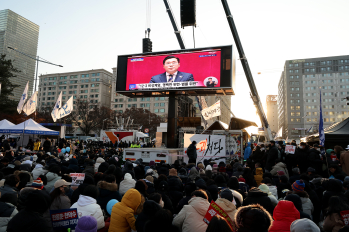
[180,0,196,28]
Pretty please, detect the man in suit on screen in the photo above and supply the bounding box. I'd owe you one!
[149,55,194,83]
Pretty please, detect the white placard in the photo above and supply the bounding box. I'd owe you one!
[184,134,226,163]
[70,173,85,186]
[201,101,221,120]
[285,145,296,154]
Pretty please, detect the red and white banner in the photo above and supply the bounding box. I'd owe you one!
[285,145,296,154]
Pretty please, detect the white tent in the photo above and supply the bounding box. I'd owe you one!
[0,119,15,129]
[0,119,59,135]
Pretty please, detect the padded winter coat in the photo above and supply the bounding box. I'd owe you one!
[270,162,289,178]
[119,173,136,196]
[94,157,105,173]
[254,167,263,186]
[269,200,300,232]
[243,188,275,216]
[97,181,121,212]
[215,198,237,222]
[71,195,105,230]
[44,172,61,193]
[109,189,143,232]
[0,202,18,232]
[32,164,48,180]
[172,197,210,232]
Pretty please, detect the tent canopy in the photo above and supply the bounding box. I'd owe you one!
[0,119,15,129]
[204,120,229,132]
[0,119,59,135]
[229,117,258,130]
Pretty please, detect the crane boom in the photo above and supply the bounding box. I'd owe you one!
[221,0,273,141]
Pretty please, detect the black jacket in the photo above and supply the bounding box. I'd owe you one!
[187,144,197,160]
[308,148,323,173]
[265,145,279,171]
[96,181,122,214]
[136,200,162,232]
[243,188,275,216]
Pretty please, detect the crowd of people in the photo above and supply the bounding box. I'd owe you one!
[0,137,349,232]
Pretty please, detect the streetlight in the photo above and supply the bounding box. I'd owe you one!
[7,47,63,94]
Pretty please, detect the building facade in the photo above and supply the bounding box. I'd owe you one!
[266,95,278,134]
[278,55,349,140]
[0,9,39,99]
[38,69,112,111]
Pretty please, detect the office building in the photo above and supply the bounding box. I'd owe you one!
[278,55,349,140]
[0,9,39,100]
[266,95,278,134]
[38,69,112,111]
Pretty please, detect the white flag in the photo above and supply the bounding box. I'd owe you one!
[51,91,62,122]
[57,96,73,119]
[23,91,38,116]
[201,100,221,120]
[17,81,29,114]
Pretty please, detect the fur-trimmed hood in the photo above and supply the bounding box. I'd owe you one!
[97,181,118,191]
[292,190,309,198]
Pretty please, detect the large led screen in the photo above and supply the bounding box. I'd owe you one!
[116,45,234,95]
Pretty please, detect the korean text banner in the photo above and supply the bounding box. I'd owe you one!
[202,100,221,120]
[184,134,226,163]
[126,50,221,90]
[50,208,78,230]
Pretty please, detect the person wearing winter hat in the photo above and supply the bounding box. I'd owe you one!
[96,175,122,213]
[75,216,98,232]
[290,218,320,232]
[292,180,305,192]
[258,184,278,206]
[234,204,273,232]
[215,189,237,223]
[31,177,44,190]
[206,165,212,171]
[268,200,300,232]
[212,164,218,174]
[119,173,136,196]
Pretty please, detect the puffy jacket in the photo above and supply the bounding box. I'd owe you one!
[32,164,48,180]
[119,173,136,196]
[266,145,279,171]
[269,200,300,232]
[94,157,105,173]
[97,181,122,212]
[44,172,61,193]
[109,189,143,232]
[0,202,18,232]
[254,168,263,186]
[172,197,210,232]
[270,162,289,178]
[215,198,237,222]
[33,142,41,151]
[243,188,275,216]
[244,142,252,160]
[71,195,105,230]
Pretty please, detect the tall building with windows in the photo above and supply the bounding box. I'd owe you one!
[0,9,39,99]
[38,69,112,111]
[266,95,278,134]
[278,55,349,140]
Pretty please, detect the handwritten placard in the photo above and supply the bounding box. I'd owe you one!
[285,145,296,154]
[70,173,85,186]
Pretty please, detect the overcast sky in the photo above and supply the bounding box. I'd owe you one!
[3,0,349,133]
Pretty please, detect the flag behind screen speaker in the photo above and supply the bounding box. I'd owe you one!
[180,0,196,28]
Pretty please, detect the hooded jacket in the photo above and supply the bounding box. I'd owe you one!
[270,162,289,178]
[0,202,18,232]
[119,173,136,195]
[97,181,121,212]
[254,167,264,186]
[290,218,320,232]
[244,142,252,160]
[188,167,199,182]
[44,172,61,193]
[71,195,105,230]
[109,189,143,232]
[243,188,275,216]
[32,164,48,180]
[292,191,314,217]
[94,157,105,173]
[269,200,300,232]
[136,200,162,232]
[215,198,237,222]
[172,197,210,232]
[67,158,79,172]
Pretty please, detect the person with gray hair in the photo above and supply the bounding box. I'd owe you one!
[289,167,301,184]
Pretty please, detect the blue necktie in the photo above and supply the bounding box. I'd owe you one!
[168,74,173,82]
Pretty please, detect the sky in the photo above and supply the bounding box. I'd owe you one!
[3,0,349,134]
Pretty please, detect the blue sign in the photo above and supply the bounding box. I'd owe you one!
[50,208,79,230]
[129,84,136,90]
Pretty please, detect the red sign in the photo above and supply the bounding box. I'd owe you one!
[285,145,296,154]
[203,200,236,231]
[341,210,349,225]
[144,128,149,133]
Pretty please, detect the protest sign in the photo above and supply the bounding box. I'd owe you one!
[50,208,78,230]
[184,134,226,163]
[203,200,236,231]
[201,101,221,120]
[285,145,296,154]
[70,173,85,186]
[341,210,349,225]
